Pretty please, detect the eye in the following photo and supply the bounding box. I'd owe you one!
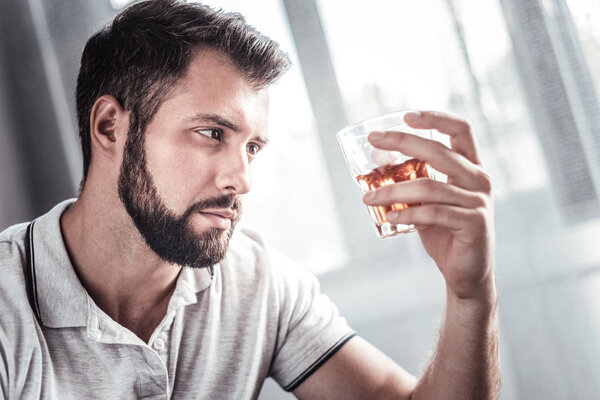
[196,128,223,142]
[247,143,261,156]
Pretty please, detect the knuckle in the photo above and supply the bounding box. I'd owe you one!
[375,184,395,202]
[417,178,436,195]
[380,185,395,200]
[436,110,471,130]
[473,192,490,208]
[471,207,489,228]
[460,118,473,133]
[370,187,384,201]
[423,110,445,125]
[428,110,444,120]
[476,167,492,193]
[432,140,449,153]
[428,204,444,219]
[393,131,405,141]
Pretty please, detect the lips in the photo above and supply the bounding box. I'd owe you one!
[198,208,236,230]
[200,208,235,219]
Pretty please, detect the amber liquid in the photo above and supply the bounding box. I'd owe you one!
[356,158,430,234]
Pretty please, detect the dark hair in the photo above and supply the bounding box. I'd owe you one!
[75,0,290,186]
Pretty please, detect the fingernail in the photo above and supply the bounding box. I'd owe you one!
[388,211,399,220]
[369,131,385,141]
[363,191,375,203]
[405,111,421,123]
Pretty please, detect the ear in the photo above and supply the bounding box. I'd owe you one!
[89,95,129,158]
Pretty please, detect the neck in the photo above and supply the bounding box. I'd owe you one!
[61,188,181,342]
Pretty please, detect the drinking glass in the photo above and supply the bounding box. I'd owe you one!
[337,110,446,238]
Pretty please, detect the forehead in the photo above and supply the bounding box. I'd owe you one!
[158,49,270,134]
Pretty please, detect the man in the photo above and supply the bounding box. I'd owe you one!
[0,0,500,398]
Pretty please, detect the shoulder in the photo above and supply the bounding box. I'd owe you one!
[0,221,29,288]
[0,221,28,245]
[0,222,41,379]
[0,221,38,329]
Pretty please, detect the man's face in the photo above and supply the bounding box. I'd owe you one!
[118,50,270,269]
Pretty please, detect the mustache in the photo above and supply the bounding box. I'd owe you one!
[189,194,241,213]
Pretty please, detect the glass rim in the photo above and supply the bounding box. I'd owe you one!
[336,109,417,139]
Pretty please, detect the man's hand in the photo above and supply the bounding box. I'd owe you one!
[295,111,500,400]
[361,110,500,399]
[363,110,495,303]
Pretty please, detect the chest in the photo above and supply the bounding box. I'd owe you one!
[24,297,279,400]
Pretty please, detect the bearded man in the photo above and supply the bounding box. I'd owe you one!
[0,1,500,399]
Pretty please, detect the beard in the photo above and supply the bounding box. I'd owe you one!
[117,131,241,270]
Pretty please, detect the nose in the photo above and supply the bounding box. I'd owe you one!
[215,147,252,195]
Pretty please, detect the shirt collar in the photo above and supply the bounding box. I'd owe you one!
[31,199,213,329]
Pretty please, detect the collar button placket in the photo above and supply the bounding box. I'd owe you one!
[153,337,166,352]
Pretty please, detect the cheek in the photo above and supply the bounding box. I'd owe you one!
[145,141,214,209]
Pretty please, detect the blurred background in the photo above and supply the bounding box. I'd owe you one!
[1,0,600,398]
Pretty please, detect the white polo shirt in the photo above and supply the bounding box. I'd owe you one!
[0,200,354,399]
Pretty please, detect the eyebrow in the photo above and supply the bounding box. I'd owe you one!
[188,112,269,146]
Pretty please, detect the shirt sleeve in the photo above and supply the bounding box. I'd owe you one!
[266,245,355,392]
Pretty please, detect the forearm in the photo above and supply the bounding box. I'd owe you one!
[411,277,501,400]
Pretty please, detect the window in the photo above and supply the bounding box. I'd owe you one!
[203,0,349,274]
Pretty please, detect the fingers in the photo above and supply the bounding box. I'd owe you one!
[362,110,492,237]
[404,110,481,165]
[387,203,490,238]
[368,130,491,193]
[363,178,489,209]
